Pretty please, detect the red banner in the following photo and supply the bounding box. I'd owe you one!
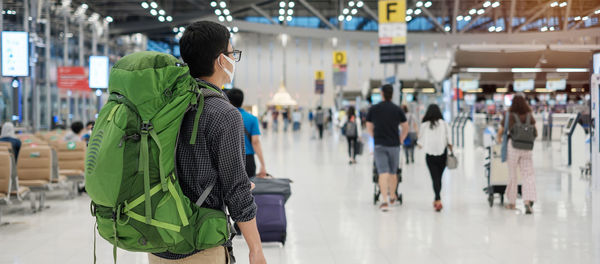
[57,67,89,91]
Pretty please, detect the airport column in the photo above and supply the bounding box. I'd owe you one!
[45,0,51,129]
[23,0,30,128]
[591,52,600,191]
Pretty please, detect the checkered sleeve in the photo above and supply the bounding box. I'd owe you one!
[210,108,257,222]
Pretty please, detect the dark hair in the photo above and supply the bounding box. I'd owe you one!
[509,95,532,115]
[86,121,95,128]
[422,104,443,129]
[347,106,355,118]
[381,84,393,101]
[71,121,84,134]
[402,105,409,113]
[179,21,231,78]
[225,88,244,108]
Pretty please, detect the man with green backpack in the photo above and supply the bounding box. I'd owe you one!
[85,21,265,263]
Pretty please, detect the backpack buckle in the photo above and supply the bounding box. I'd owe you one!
[140,122,153,133]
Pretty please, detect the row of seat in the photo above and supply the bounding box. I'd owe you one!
[0,131,86,224]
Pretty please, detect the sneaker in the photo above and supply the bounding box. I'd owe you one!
[379,203,389,212]
[525,202,533,215]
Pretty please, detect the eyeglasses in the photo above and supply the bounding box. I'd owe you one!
[223,50,242,62]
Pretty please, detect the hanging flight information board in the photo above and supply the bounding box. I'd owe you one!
[89,56,109,89]
[2,31,29,77]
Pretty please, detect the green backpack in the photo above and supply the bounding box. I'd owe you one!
[85,51,229,261]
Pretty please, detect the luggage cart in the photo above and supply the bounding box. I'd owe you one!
[372,163,402,205]
[484,145,521,207]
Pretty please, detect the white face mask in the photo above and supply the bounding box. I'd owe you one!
[218,54,236,83]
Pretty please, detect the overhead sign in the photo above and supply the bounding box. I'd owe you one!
[57,67,89,91]
[89,56,109,89]
[513,79,534,92]
[332,51,347,65]
[332,51,347,86]
[315,70,325,94]
[378,0,406,63]
[2,31,29,77]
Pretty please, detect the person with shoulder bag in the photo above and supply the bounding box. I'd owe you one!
[343,107,359,164]
[402,105,419,164]
[417,104,453,212]
[497,94,537,214]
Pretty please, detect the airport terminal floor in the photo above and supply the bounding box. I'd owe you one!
[1,127,598,264]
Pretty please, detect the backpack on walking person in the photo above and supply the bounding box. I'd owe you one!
[343,121,357,138]
[85,51,230,261]
[510,113,536,150]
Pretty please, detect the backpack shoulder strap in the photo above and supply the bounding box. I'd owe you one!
[512,113,522,125]
[525,113,531,125]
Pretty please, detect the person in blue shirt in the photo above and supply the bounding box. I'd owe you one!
[226,88,268,178]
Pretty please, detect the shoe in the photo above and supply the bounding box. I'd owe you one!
[434,200,443,212]
[525,202,533,215]
[505,204,516,210]
[379,203,389,212]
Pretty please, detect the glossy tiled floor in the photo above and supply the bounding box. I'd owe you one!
[1,126,598,264]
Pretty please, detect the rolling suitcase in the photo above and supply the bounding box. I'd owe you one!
[255,194,287,244]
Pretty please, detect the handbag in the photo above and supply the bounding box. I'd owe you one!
[444,122,458,169]
[500,111,509,162]
[355,140,364,155]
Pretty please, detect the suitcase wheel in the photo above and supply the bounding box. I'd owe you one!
[488,194,494,207]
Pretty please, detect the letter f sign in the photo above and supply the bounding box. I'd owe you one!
[386,2,397,21]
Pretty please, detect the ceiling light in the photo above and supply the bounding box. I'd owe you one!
[416,1,423,7]
[105,16,113,23]
[483,1,491,8]
[406,15,412,21]
[424,1,432,8]
[226,15,233,21]
[166,16,172,22]
[351,8,358,15]
[159,9,165,15]
[488,26,495,32]
[582,16,589,21]
[464,15,471,21]
[210,1,217,7]
[346,15,352,21]
[141,2,149,8]
[511,68,542,73]
[550,1,558,7]
[406,9,413,15]
[158,16,165,22]
[218,15,225,22]
[356,1,364,7]
[343,8,349,15]
[288,9,293,15]
[465,68,499,73]
[279,16,285,21]
[223,9,230,15]
[495,26,502,32]
[574,16,581,20]
[150,1,158,8]
[215,9,222,15]
[414,9,422,15]
[349,1,355,7]
[279,9,285,15]
[179,26,185,31]
[287,16,293,21]
[469,9,476,15]
[338,15,344,21]
[559,2,567,7]
[541,26,548,31]
[595,10,600,14]
[549,26,555,31]
[81,3,88,9]
[173,27,179,33]
[556,68,589,72]
[279,1,286,8]
[477,9,485,15]
[289,1,295,8]
[150,9,158,16]
[444,26,450,31]
[492,2,500,8]
[219,1,226,8]
[457,15,463,21]
[233,27,239,33]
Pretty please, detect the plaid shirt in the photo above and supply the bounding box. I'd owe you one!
[154,80,256,259]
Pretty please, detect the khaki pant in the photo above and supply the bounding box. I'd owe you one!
[148,246,230,264]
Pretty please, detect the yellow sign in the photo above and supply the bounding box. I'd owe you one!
[315,70,325,80]
[332,51,347,65]
[378,0,406,23]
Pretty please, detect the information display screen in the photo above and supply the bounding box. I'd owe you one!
[546,79,566,91]
[513,79,534,92]
[371,93,382,104]
[89,56,109,89]
[2,31,29,77]
[458,79,479,91]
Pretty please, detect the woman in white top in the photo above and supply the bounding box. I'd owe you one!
[417,104,452,212]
